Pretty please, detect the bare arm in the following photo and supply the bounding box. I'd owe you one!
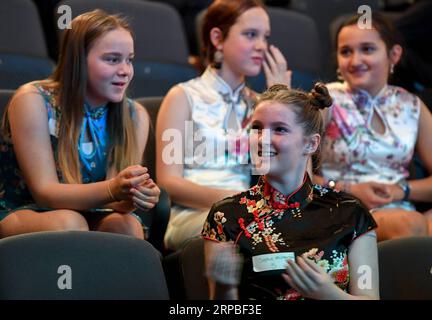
[406,101,432,202]
[156,86,239,209]
[8,85,148,210]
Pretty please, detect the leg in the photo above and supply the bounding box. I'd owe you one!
[423,208,432,236]
[372,208,429,241]
[88,212,144,239]
[0,209,89,238]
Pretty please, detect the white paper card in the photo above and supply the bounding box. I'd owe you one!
[252,252,295,272]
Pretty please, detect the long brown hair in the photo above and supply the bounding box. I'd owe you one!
[51,9,140,183]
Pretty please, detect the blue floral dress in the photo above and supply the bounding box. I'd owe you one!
[202,175,377,300]
[0,83,133,221]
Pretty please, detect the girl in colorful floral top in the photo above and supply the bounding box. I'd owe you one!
[202,83,379,300]
[157,0,291,251]
[317,13,432,240]
[0,10,160,239]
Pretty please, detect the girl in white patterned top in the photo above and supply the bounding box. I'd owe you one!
[317,13,432,240]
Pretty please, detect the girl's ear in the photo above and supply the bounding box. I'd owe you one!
[389,44,403,66]
[303,134,321,156]
[210,27,224,50]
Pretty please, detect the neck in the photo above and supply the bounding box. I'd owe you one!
[265,168,306,196]
[216,65,245,90]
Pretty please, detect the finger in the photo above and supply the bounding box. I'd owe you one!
[299,255,324,275]
[134,186,160,198]
[291,258,316,290]
[285,260,311,293]
[263,60,272,87]
[133,196,156,210]
[269,45,287,69]
[128,174,150,187]
[265,49,277,73]
[125,166,148,178]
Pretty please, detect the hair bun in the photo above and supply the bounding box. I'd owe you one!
[308,82,333,110]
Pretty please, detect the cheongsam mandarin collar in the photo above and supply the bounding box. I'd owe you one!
[258,174,314,210]
[345,83,388,125]
[202,66,245,103]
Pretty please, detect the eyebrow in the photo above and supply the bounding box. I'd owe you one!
[103,52,135,56]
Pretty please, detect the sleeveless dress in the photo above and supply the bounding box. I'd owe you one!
[164,67,256,251]
[321,82,421,211]
[0,83,136,221]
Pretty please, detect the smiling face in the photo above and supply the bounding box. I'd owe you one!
[219,7,270,79]
[337,25,394,96]
[86,27,134,106]
[250,101,310,179]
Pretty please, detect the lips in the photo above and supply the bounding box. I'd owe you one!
[251,57,264,65]
[111,81,127,87]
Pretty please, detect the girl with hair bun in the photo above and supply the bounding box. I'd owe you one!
[318,12,432,240]
[202,83,379,300]
[157,0,291,251]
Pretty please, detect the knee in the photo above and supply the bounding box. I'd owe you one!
[99,213,144,239]
[53,210,89,231]
[404,212,428,237]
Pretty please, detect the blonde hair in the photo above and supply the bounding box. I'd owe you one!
[50,9,140,183]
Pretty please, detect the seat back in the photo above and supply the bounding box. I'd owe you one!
[135,96,164,180]
[0,231,169,299]
[0,89,14,117]
[378,237,432,299]
[163,237,209,299]
[0,0,49,57]
[56,0,189,64]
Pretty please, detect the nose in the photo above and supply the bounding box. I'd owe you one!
[117,60,133,78]
[349,51,362,66]
[255,36,268,51]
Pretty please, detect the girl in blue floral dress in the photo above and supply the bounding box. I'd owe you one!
[0,10,160,239]
[202,84,379,300]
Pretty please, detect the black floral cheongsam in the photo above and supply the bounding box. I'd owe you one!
[202,175,377,300]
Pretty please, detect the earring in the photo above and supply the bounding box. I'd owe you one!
[213,49,223,69]
[336,68,344,81]
[390,64,395,74]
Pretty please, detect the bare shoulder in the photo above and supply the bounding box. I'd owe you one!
[161,85,189,111]
[7,82,49,120]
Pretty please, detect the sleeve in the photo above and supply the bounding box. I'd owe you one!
[201,202,231,243]
[351,201,378,241]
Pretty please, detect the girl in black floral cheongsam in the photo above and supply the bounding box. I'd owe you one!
[202,83,379,300]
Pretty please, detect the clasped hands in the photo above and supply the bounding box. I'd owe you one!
[350,181,405,210]
[109,165,160,212]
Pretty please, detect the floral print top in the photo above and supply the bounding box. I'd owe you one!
[0,83,133,219]
[202,175,377,300]
[321,82,421,209]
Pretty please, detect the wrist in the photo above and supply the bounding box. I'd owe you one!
[107,179,119,202]
[396,179,410,201]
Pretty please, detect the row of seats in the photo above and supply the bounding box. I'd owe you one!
[0,230,431,299]
[1,0,373,96]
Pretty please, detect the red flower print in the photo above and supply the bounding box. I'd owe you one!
[326,121,341,140]
[239,197,247,204]
[334,268,349,283]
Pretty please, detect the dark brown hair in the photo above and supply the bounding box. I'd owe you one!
[202,0,264,66]
[335,12,403,55]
